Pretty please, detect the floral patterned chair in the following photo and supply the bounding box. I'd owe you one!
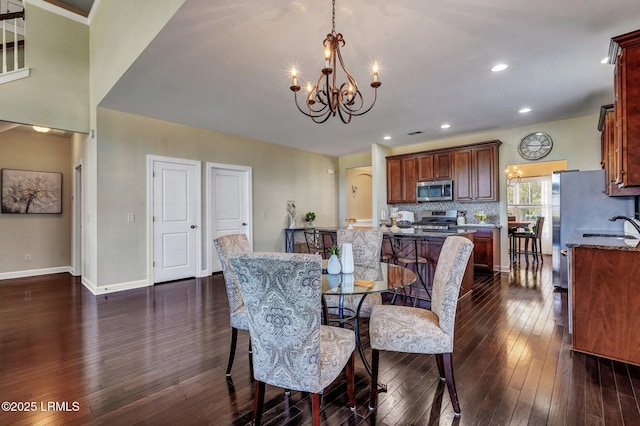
[213,234,252,377]
[368,236,473,416]
[230,252,356,425]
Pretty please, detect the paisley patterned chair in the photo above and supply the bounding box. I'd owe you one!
[368,236,473,416]
[230,252,356,426]
[213,234,252,377]
[324,229,384,319]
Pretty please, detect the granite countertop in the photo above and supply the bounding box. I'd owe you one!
[383,228,476,238]
[566,230,640,251]
[455,223,502,229]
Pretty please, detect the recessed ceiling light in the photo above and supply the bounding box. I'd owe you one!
[518,107,532,114]
[491,63,509,72]
[383,135,391,140]
[440,123,451,129]
[32,126,51,133]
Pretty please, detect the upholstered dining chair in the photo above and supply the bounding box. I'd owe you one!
[230,252,356,426]
[213,234,252,377]
[368,236,473,416]
[324,229,384,319]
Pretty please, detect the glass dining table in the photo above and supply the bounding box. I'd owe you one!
[321,261,417,387]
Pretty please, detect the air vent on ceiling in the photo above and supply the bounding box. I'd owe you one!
[407,131,424,136]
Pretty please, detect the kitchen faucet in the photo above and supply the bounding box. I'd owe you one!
[609,215,640,234]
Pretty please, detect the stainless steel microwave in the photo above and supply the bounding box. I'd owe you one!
[416,180,453,202]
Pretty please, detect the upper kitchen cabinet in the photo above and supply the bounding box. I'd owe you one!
[598,104,640,196]
[452,141,501,202]
[417,152,452,181]
[610,29,640,188]
[387,156,417,203]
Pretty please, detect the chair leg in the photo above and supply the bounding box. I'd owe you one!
[369,349,380,410]
[311,393,322,426]
[253,380,265,425]
[346,352,356,411]
[442,352,461,415]
[435,353,445,380]
[226,327,238,376]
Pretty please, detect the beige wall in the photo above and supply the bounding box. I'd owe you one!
[0,4,89,132]
[0,129,72,274]
[346,166,372,220]
[95,108,339,286]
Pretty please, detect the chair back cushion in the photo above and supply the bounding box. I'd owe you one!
[430,236,474,337]
[230,252,323,392]
[337,229,383,269]
[213,234,252,315]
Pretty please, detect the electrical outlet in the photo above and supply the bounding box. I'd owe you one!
[127,213,135,222]
[24,254,31,262]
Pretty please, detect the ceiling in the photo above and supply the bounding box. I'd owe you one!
[45,1,640,156]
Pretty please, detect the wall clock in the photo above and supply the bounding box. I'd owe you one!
[518,132,553,160]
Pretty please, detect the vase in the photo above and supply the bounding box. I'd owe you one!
[341,243,354,274]
[327,254,341,274]
[306,221,314,228]
[288,216,296,228]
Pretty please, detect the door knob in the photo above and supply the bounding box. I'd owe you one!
[242,222,247,226]
[190,225,197,229]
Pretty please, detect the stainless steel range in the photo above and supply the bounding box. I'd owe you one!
[413,210,458,230]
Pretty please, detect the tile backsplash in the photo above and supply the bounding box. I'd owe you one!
[389,201,500,224]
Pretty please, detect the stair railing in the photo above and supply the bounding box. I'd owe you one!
[1,10,25,76]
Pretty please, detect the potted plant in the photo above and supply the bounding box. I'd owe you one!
[327,245,341,274]
[305,211,316,228]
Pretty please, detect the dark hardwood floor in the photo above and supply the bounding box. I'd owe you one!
[1,257,639,425]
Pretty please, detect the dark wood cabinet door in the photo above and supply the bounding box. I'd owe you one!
[474,145,497,201]
[612,30,640,187]
[472,229,492,269]
[401,157,418,203]
[453,149,473,201]
[387,158,403,204]
[417,154,434,181]
[434,152,452,179]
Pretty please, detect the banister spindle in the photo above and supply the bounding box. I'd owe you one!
[2,19,7,74]
[13,17,18,71]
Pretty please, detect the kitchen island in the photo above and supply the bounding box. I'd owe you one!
[566,230,640,366]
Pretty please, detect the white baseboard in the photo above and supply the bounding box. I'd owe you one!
[82,277,151,295]
[0,266,71,281]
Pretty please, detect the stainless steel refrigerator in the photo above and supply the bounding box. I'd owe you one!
[552,170,635,289]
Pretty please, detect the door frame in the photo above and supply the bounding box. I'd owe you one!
[206,162,253,275]
[71,162,82,277]
[147,155,202,283]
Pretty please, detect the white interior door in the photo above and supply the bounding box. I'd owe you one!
[208,164,252,273]
[152,158,200,283]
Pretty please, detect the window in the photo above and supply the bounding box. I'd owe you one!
[507,180,542,221]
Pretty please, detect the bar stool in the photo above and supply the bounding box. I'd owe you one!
[511,217,544,264]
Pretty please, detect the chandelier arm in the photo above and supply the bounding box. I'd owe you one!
[342,87,379,117]
[292,92,331,122]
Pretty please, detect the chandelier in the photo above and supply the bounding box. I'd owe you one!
[505,165,523,187]
[289,0,381,124]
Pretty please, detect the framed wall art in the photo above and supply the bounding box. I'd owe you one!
[1,168,62,214]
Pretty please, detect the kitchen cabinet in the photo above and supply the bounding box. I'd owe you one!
[571,246,640,366]
[452,141,500,202]
[386,156,417,203]
[417,152,451,181]
[610,29,640,188]
[598,104,640,196]
[471,228,494,270]
[386,140,499,204]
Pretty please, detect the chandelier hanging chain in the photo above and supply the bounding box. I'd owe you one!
[289,0,381,124]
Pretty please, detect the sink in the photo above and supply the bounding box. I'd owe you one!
[582,233,637,239]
